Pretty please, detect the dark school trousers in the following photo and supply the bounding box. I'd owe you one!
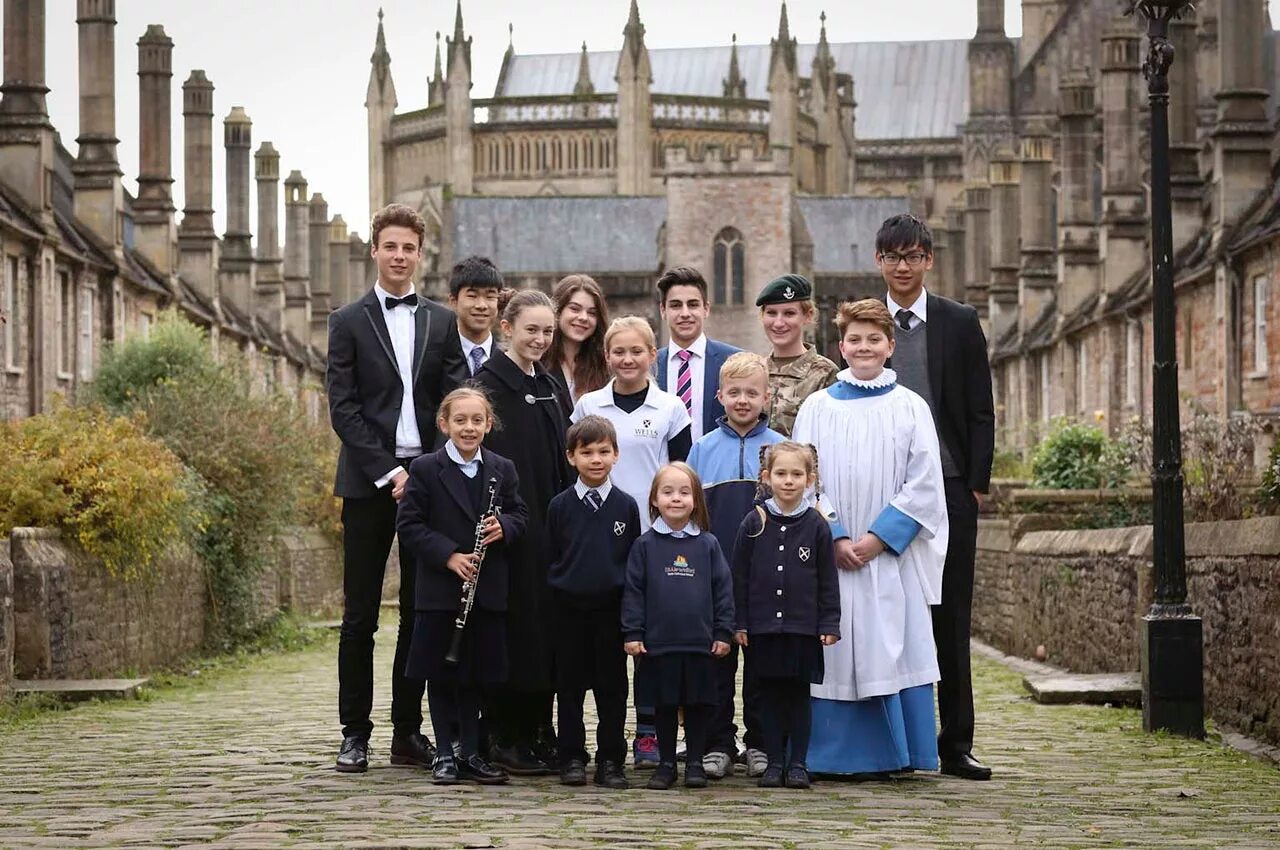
[932,476,979,758]
[555,595,628,765]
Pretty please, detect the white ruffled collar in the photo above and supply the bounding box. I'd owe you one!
[836,367,897,389]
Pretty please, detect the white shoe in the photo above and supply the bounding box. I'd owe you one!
[702,751,732,779]
[745,748,769,778]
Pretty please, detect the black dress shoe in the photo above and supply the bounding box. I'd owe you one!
[559,758,587,786]
[457,754,510,785]
[432,756,460,785]
[940,752,992,781]
[533,729,559,768]
[646,762,678,790]
[491,743,552,776]
[389,732,437,767]
[784,765,811,789]
[757,764,784,788]
[683,763,708,789]
[336,736,368,773]
[594,759,630,789]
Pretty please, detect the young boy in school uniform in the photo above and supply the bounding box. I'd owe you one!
[686,352,785,779]
[447,255,504,377]
[545,415,642,789]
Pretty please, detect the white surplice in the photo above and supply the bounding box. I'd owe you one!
[792,368,949,701]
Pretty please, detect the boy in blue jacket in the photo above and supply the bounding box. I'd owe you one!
[686,351,784,778]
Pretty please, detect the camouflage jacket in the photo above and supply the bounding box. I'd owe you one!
[766,345,841,437]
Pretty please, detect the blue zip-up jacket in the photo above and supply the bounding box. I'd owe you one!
[687,415,785,552]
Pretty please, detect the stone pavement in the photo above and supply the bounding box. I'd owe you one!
[2,629,1278,850]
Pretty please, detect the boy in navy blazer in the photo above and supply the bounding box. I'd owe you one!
[656,267,742,442]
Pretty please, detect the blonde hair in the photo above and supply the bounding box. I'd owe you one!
[719,351,769,385]
[834,298,895,338]
[604,316,657,351]
[747,442,819,538]
[437,386,499,429]
[760,299,816,316]
[648,462,712,532]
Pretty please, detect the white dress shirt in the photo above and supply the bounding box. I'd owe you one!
[573,477,613,504]
[461,334,493,376]
[665,333,708,442]
[445,439,481,478]
[886,288,928,330]
[373,281,423,489]
[652,516,701,538]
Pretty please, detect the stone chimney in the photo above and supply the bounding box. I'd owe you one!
[988,144,1020,342]
[1100,18,1147,302]
[328,215,351,310]
[348,232,371,305]
[219,106,252,316]
[1056,70,1100,320]
[283,170,311,343]
[254,142,284,329]
[1018,122,1056,336]
[178,70,218,302]
[308,193,331,353]
[0,0,56,221]
[134,25,176,275]
[1212,0,1271,229]
[1169,10,1202,251]
[72,0,124,252]
[616,0,653,193]
[445,0,474,195]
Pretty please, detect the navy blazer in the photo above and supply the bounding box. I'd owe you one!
[655,337,742,436]
[395,447,528,613]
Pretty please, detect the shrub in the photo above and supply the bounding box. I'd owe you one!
[1260,438,1280,513]
[1030,417,1133,489]
[90,313,217,411]
[1181,406,1257,522]
[0,402,191,579]
[991,448,1030,480]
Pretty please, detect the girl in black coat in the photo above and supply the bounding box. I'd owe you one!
[473,289,574,772]
[398,387,528,785]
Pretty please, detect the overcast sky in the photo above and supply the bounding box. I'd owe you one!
[21,1,1275,242]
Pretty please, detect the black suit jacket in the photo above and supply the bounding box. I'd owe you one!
[895,293,996,494]
[327,288,467,498]
[395,447,528,613]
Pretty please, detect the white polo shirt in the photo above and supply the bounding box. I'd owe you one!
[571,379,692,532]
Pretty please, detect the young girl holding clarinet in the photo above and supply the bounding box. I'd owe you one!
[398,387,528,785]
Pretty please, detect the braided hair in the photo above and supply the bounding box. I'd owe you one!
[746,441,820,538]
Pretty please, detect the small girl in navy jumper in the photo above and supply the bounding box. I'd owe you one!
[732,442,840,789]
[622,462,734,790]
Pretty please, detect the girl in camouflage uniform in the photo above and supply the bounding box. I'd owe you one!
[756,274,840,437]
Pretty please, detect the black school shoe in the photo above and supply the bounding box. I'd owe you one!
[683,763,708,789]
[389,732,437,767]
[646,762,678,790]
[559,759,588,786]
[594,759,630,789]
[457,754,510,785]
[335,735,369,773]
[432,756,460,785]
[784,765,811,789]
[491,743,552,776]
[757,764,784,788]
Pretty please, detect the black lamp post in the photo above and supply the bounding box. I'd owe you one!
[1125,0,1205,739]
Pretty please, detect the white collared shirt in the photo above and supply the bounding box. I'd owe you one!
[444,440,481,479]
[461,334,493,376]
[373,280,423,489]
[573,477,614,504]
[665,333,708,441]
[765,497,810,518]
[570,378,692,533]
[652,516,701,538]
[886,288,928,331]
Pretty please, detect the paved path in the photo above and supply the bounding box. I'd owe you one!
[3,629,1278,849]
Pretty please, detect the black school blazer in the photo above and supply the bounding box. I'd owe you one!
[395,447,528,613]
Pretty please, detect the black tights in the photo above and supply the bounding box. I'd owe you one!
[655,705,710,765]
[428,682,482,759]
[760,679,812,768]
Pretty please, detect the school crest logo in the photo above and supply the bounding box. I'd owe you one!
[798,547,811,562]
[666,554,695,578]
[643,419,651,428]
[634,418,660,439]
[614,521,627,536]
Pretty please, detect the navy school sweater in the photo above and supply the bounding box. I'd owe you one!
[621,528,735,655]
[545,485,642,602]
[731,505,841,637]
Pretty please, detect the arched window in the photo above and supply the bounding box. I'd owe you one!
[712,227,745,305]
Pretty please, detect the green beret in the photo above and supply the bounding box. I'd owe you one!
[756,273,813,306]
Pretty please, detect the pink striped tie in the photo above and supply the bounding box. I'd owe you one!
[676,349,693,416]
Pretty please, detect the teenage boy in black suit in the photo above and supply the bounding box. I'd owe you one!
[876,214,996,781]
[327,203,467,772]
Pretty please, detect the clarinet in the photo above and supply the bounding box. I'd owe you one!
[445,477,500,665]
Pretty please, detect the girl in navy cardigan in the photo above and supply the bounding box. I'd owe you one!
[622,462,734,790]
[398,387,528,786]
[732,442,840,789]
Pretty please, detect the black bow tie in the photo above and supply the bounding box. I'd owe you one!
[384,293,418,310]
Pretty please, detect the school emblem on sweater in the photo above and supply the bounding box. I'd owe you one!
[799,547,811,562]
[614,521,627,537]
[666,554,695,578]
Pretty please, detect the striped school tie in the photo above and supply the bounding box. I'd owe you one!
[584,489,603,511]
[676,349,693,416]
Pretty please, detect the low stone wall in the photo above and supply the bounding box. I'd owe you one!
[0,538,13,698]
[272,528,344,618]
[975,515,1280,746]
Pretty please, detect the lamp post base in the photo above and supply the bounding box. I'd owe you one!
[1140,613,1205,738]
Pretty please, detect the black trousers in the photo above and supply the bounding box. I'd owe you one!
[708,642,763,754]
[932,476,979,758]
[337,488,423,740]
[555,601,628,766]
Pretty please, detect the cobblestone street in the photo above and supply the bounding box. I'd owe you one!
[3,628,1278,850]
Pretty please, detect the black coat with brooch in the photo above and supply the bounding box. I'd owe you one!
[473,348,574,690]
